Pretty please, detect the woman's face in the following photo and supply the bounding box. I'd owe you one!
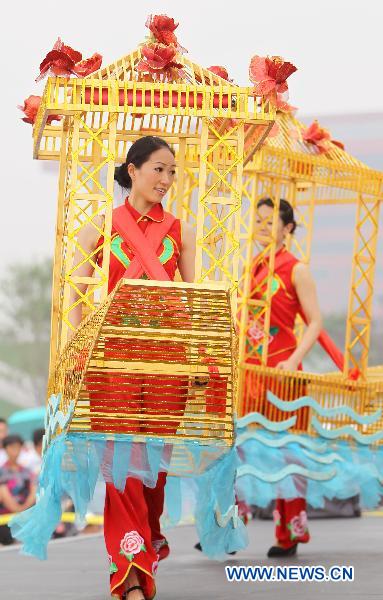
[255,204,292,248]
[128,147,176,204]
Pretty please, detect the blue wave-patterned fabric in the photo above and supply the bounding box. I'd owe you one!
[10,433,245,561]
[163,434,383,532]
[235,392,383,510]
[235,430,383,509]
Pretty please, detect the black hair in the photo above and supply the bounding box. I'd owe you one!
[3,434,24,448]
[32,428,45,447]
[115,135,175,190]
[0,418,7,425]
[257,197,297,235]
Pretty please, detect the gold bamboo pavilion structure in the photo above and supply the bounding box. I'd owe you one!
[235,110,383,439]
[31,39,275,464]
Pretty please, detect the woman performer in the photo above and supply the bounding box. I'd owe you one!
[245,197,322,557]
[69,135,196,600]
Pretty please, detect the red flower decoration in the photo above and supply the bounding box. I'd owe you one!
[36,38,102,82]
[207,65,231,81]
[146,14,179,46]
[302,120,345,153]
[72,53,102,77]
[137,43,183,76]
[18,95,62,125]
[249,55,297,99]
[18,95,42,124]
[302,120,331,154]
[36,38,80,81]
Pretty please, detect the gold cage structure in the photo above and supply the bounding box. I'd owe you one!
[236,111,383,441]
[32,41,275,463]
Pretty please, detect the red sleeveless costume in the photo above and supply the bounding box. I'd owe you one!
[98,200,181,294]
[248,247,301,364]
[90,199,184,599]
[246,247,310,549]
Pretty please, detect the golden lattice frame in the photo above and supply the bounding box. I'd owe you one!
[238,113,383,373]
[235,111,383,436]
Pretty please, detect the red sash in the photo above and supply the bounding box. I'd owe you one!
[112,205,176,281]
[252,251,346,372]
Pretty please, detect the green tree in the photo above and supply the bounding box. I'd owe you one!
[0,258,52,405]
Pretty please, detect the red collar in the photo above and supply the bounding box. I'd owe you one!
[124,197,164,223]
[258,245,287,267]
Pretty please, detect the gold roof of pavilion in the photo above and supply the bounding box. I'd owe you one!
[33,44,275,161]
[247,112,383,197]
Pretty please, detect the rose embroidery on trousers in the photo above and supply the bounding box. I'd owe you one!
[287,510,308,539]
[119,531,146,562]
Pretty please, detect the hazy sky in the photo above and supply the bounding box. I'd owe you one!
[1,0,382,273]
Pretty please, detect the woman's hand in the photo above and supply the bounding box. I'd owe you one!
[275,357,300,372]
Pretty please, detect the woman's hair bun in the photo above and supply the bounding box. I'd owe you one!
[114,164,132,190]
[257,197,298,235]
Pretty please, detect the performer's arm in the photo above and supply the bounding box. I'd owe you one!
[276,263,322,371]
[178,221,196,283]
[68,216,103,335]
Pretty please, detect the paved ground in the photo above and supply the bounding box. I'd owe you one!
[1,516,382,599]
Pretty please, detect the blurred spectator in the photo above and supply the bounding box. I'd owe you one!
[33,428,44,457]
[23,428,44,476]
[0,417,40,469]
[0,434,36,545]
[0,418,9,467]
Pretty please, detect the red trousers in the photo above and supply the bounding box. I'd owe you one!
[87,363,187,599]
[106,472,169,599]
[87,335,226,596]
[273,497,310,548]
